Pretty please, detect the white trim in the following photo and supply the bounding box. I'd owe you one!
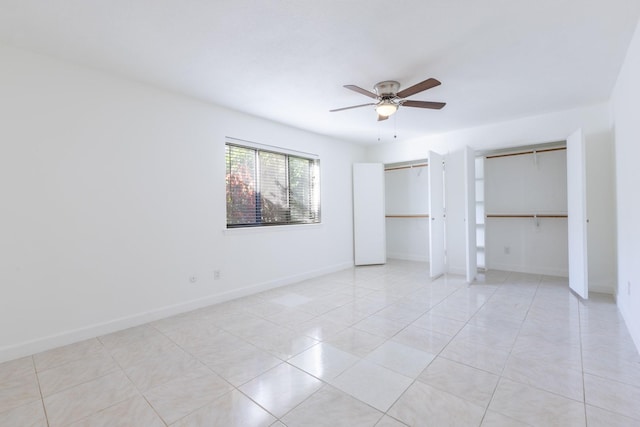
[0,262,352,363]
[387,253,429,263]
[226,136,319,159]
[223,223,322,235]
[588,281,614,295]
[488,262,568,278]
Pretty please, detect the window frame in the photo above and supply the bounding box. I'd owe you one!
[225,140,321,229]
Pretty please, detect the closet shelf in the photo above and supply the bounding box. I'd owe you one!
[486,214,567,218]
[485,146,566,159]
[385,214,430,218]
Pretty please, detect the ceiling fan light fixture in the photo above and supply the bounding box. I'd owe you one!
[375,100,398,117]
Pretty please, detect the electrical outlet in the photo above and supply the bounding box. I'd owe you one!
[213,270,221,280]
[504,246,510,255]
[189,275,198,284]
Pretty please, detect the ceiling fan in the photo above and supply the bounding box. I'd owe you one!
[330,78,446,121]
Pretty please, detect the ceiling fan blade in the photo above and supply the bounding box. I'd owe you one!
[344,85,378,99]
[402,100,446,110]
[397,78,441,99]
[377,114,389,121]
[329,103,375,112]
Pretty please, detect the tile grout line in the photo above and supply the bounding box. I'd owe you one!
[149,321,279,426]
[328,267,436,423]
[32,355,51,427]
[485,275,593,424]
[375,271,504,425]
[454,271,511,426]
[577,296,588,425]
[98,333,171,427]
[277,266,436,423]
[32,347,123,403]
[476,270,533,426]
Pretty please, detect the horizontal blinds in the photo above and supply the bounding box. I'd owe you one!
[226,144,258,225]
[260,151,288,224]
[289,156,320,223]
[226,143,320,227]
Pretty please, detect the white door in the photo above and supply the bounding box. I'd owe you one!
[353,163,386,265]
[567,129,589,299]
[429,151,445,278]
[464,146,477,283]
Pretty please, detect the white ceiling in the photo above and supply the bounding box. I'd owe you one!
[1,1,639,145]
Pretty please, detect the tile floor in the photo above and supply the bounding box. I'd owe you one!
[2,260,640,426]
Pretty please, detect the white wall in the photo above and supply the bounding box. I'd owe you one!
[611,18,640,351]
[367,103,616,292]
[384,166,429,261]
[0,45,365,362]
[484,149,569,276]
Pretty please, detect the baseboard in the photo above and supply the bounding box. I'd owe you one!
[387,253,429,262]
[446,267,467,276]
[0,261,352,363]
[587,278,615,295]
[487,262,568,278]
[589,283,615,295]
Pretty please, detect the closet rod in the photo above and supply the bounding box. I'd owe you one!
[384,163,428,171]
[486,214,567,218]
[385,214,430,218]
[485,146,566,159]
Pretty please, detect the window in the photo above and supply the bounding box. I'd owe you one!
[225,141,320,228]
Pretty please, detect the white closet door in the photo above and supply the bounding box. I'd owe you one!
[464,146,477,283]
[567,129,589,299]
[353,163,386,266]
[429,151,445,278]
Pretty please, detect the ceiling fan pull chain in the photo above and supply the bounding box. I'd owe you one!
[394,113,398,139]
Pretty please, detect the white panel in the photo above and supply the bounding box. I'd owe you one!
[465,147,477,283]
[567,129,589,299]
[353,163,386,265]
[584,137,616,293]
[444,150,467,275]
[429,151,445,278]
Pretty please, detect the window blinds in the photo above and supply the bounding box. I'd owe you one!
[225,143,320,227]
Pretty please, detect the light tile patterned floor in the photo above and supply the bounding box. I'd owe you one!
[1,260,640,426]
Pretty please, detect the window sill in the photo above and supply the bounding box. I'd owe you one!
[223,223,323,235]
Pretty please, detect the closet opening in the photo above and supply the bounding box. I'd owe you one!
[383,159,432,267]
[477,142,569,277]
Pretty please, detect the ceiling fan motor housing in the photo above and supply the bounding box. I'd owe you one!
[374,81,400,97]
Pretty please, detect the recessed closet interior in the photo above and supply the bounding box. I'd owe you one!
[384,160,430,263]
[479,143,569,277]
